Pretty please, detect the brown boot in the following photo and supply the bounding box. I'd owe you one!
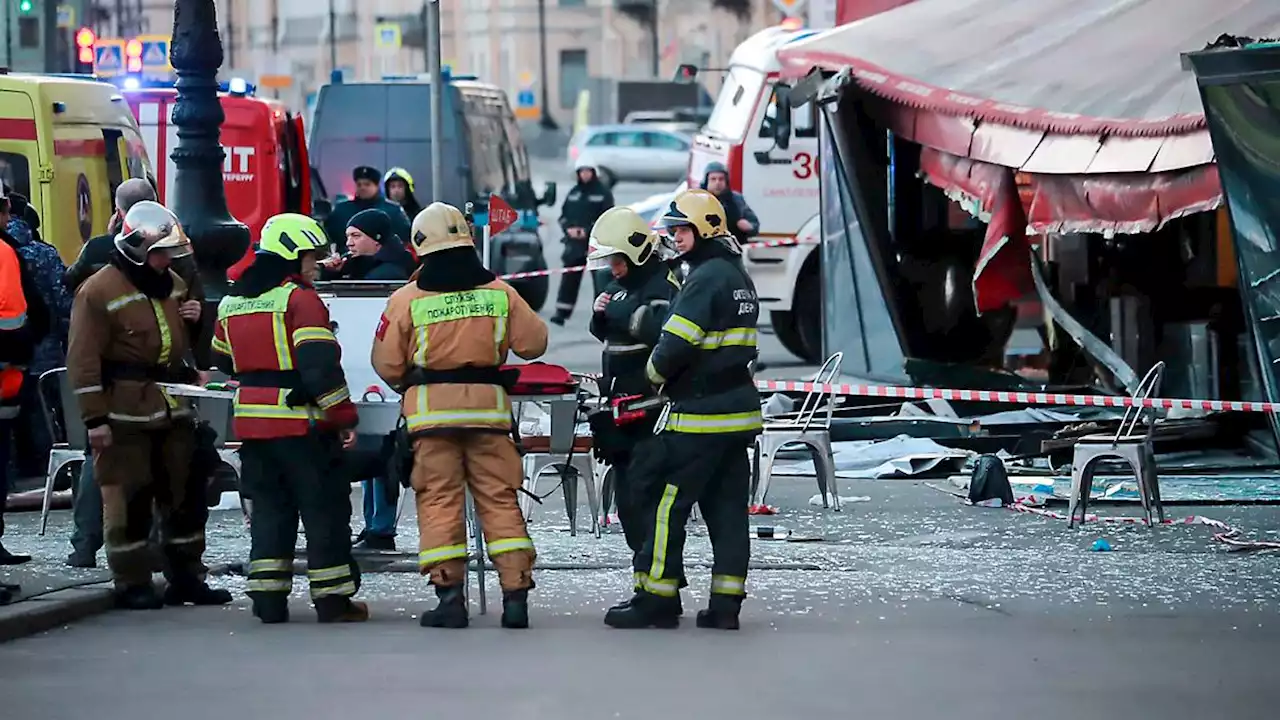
[315,597,370,623]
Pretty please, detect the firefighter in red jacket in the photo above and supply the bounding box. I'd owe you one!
[212,213,368,624]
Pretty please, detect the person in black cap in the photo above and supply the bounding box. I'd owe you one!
[323,166,412,251]
[319,209,416,282]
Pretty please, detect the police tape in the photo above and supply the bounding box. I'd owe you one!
[496,237,818,282]
[1009,499,1280,551]
[752,379,1280,414]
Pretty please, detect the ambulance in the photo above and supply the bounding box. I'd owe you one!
[122,80,313,277]
[680,24,826,362]
[0,71,152,263]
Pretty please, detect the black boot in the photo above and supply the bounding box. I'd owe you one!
[315,596,370,623]
[252,595,290,624]
[609,591,683,615]
[114,583,164,610]
[0,583,19,605]
[604,592,680,629]
[419,584,468,628]
[0,543,32,566]
[501,589,530,629]
[352,534,396,553]
[549,313,569,326]
[66,550,97,568]
[164,581,233,606]
[695,594,743,631]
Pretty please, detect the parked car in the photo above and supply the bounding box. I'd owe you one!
[567,124,692,185]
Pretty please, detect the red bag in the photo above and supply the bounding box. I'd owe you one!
[502,362,577,395]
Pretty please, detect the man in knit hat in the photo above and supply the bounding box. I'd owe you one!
[319,208,416,282]
[323,166,412,249]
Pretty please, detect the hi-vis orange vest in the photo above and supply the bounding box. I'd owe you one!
[0,241,29,419]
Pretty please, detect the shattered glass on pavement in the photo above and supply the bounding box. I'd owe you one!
[6,473,1278,616]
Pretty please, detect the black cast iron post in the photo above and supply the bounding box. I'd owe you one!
[169,0,250,360]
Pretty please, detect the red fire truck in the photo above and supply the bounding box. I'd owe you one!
[123,82,313,277]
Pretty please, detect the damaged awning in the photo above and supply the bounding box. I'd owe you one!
[780,0,1280,310]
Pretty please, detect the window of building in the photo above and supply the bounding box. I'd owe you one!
[559,0,587,5]
[18,18,39,48]
[559,49,588,110]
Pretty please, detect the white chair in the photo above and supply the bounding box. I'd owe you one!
[37,368,87,535]
[1067,362,1166,528]
[462,490,488,615]
[750,352,844,510]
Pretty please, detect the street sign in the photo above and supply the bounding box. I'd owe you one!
[136,35,171,75]
[94,40,125,77]
[259,74,293,89]
[516,89,536,109]
[375,23,401,49]
[56,5,75,28]
[772,0,809,16]
[488,194,518,236]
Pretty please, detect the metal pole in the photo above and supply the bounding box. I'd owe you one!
[536,0,557,130]
[427,0,443,201]
[5,1,12,69]
[327,0,336,75]
[420,3,428,73]
[42,0,59,72]
[650,0,659,77]
[169,0,250,362]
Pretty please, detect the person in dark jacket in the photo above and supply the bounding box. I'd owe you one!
[700,162,760,248]
[585,207,680,560]
[551,158,614,325]
[64,179,158,293]
[324,166,412,250]
[605,188,761,632]
[383,167,423,223]
[318,209,416,282]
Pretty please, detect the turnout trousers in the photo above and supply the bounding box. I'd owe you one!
[412,431,535,592]
[96,422,206,591]
[604,419,662,559]
[631,431,752,600]
[240,433,361,613]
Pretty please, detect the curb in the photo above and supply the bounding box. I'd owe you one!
[0,584,115,643]
[210,559,824,576]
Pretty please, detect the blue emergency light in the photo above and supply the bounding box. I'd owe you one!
[107,75,256,96]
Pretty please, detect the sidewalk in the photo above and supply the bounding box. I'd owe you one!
[0,563,113,643]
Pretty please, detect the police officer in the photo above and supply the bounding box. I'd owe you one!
[212,213,368,624]
[66,201,231,610]
[585,207,679,557]
[372,202,548,629]
[551,159,614,325]
[604,189,762,631]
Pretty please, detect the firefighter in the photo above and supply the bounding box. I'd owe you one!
[372,202,548,629]
[66,201,231,610]
[211,213,368,624]
[585,206,680,557]
[551,159,614,325]
[604,189,762,631]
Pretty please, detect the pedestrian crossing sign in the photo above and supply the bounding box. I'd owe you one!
[144,43,165,65]
[374,23,401,50]
[94,40,125,77]
[137,35,171,74]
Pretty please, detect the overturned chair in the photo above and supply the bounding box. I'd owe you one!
[750,352,844,510]
[1067,362,1166,528]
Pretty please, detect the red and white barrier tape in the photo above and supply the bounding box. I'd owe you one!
[497,237,818,282]
[1009,499,1280,551]
[752,379,1280,414]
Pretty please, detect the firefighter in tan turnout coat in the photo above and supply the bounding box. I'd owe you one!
[372,202,548,629]
[66,201,232,610]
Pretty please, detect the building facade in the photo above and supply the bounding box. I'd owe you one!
[109,0,784,120]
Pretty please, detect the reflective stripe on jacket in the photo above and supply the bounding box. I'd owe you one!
[66,265,193,429]
[213,281,357,440]
[372,279,548,434]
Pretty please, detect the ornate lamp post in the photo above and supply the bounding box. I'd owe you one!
[169,0,250,359]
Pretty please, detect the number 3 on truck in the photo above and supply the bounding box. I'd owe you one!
[793,152,813,180]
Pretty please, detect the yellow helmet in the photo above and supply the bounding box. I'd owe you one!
[383,167,415,192]
[660,188,729,240]
[258,213,328,261]
[411,202,474,257]
[587,207,659,270]
[113,201,191,265]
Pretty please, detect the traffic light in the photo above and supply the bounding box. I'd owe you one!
[74,27,96,74]
[125,38,143,73]
[18,0,33,14]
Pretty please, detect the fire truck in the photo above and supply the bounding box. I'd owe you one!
[680,24,826,362]
[121,80,313,278]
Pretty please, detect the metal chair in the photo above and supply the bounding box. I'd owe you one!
[463,490,488,615]
[750,352,844,510]
[1067,362,1166,528]
[516,384,601,537]
[38,368,87,535]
